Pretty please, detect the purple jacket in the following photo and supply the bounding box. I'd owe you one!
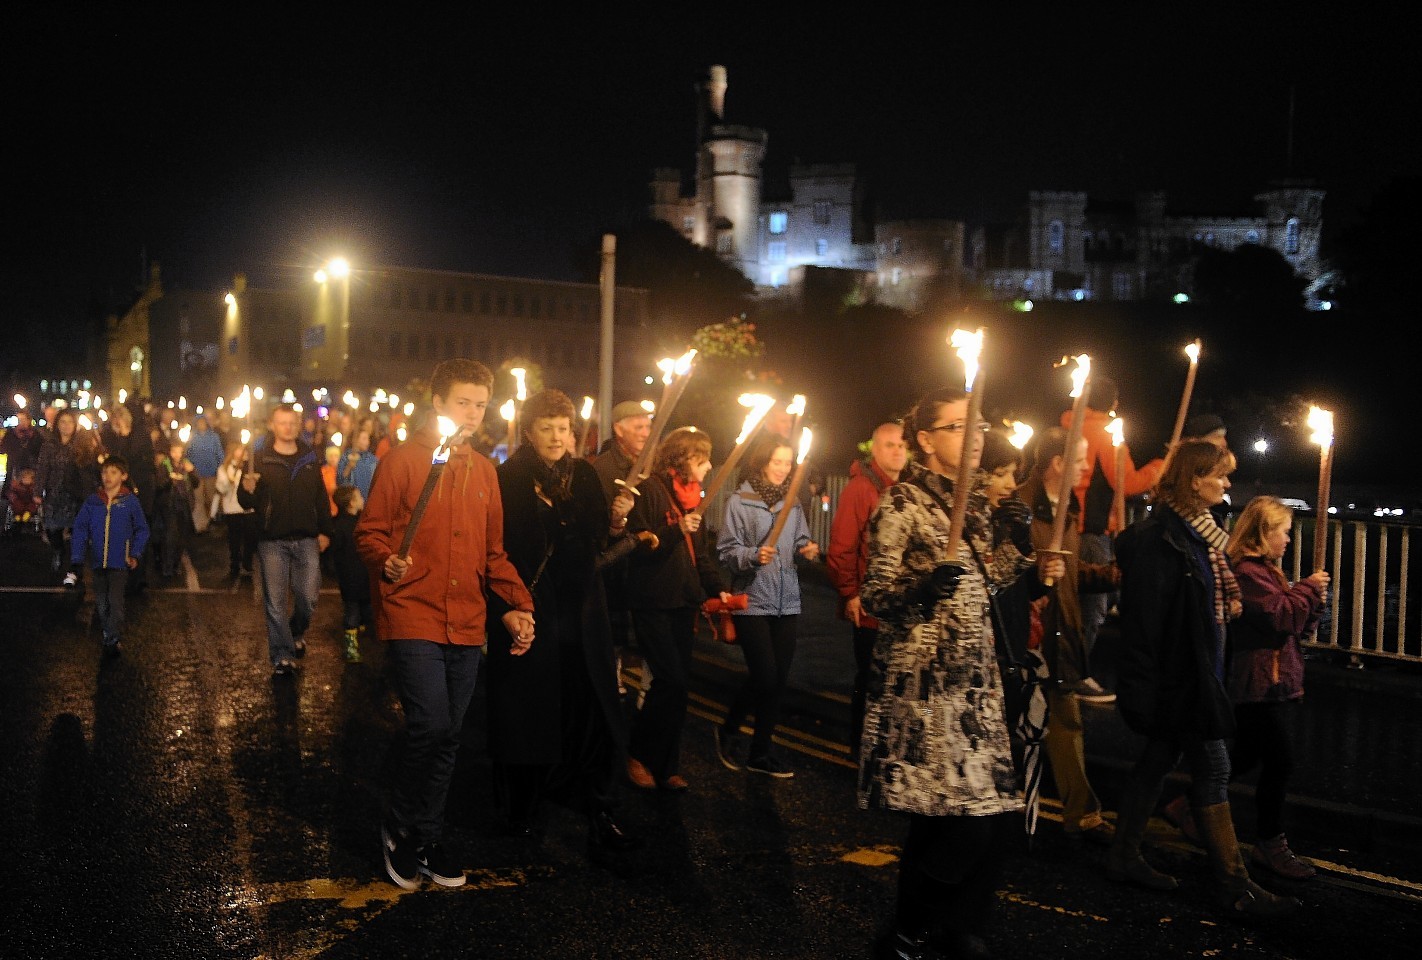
[1226,556,1325,704]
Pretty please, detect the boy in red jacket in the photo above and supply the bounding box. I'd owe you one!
[356,359,534,891]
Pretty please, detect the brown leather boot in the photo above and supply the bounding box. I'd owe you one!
[1105,781,1178,891]
[1193,803,1301,918]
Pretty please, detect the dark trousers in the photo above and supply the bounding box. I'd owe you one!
[723,614,798,760]
[225,512,257,571]
[387,639,482,847]
[897,812,1005,938]
[850,624,878,758]
[629,607,697,779]
[556,637,619,811]
[1128,735,1232,808]
[1232,700,1298,839]
[342,597,375,631]
[93,567,129,644]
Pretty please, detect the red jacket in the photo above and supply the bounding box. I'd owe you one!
[355,424,532,645]
[826,458,897,628]
[1063,407,1164,534]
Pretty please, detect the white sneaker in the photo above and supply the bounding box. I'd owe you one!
[63,572,79,588]
[1075,677,1117,704]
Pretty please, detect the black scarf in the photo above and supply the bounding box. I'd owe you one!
[747,475,791,508]
[514,443,574,505]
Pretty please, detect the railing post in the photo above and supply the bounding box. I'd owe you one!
[1350,523,1366,668]
[1400,527,1411,658]
[1376,524,1388,656]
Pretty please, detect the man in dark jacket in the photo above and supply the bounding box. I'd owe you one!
[825,421,906,754]
[238,404,333,674]
[592,401,653,673]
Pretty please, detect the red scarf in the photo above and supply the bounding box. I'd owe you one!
[669,472,702,512]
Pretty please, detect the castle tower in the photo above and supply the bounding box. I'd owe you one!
[695,66,767,281]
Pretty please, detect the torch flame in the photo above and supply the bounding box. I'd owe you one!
[240,429,251,445]
[581,396,595,420]
[950,328,984,392]
[1063,354,1092,398]
[330,432,343,448]
[78,414,93,431]
[785,394,806,417]
[735,394,776,444]
[1107,417,1124,447]
[499,400,516,423]
[511,368,527,402]
[675,348,696,376]
[433,416,459,464]
[797,427,813,464]
[1008,421,1034,450]
[403,402,415,416]
[1307,405,1334,449]
[396,425,407,442]
[640,400,656,414]
[1185,340,1201,363]
[657,357,675,384]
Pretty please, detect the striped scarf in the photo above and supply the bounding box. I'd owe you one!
[1164,497,1241,625]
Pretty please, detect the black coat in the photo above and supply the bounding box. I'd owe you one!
[485,448,624,766]
[237,438,333,541]
[625,472,726,610]
[329,511,369,601]
[1114,504,1235,741]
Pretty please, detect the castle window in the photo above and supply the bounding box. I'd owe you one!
[891,268,902,285]
[389,286,402,308]
[1285,218,1300,255]
[1048,220,1064,253]
[683,215,695,234]
[813,201,831,225]
[1112,272,1131,300]
[426,291,437,311]
[407,288,419,309]
[389,333,401,358]
[444,289,456,311]
[716,233,733,255]
[408,333,420,358]
[816,238,829,256]
[481,292,492,314]
[767,241,786,263]
[769,211,788,235]
[892,237,903,255]
[461,292,473,312]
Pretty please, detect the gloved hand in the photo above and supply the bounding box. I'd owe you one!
[912,563,966,614]
[991,498,1034,556]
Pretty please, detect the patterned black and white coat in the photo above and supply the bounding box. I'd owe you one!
[856,461,1033,817]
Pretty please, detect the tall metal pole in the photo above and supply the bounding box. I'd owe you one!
[598,234,616,449]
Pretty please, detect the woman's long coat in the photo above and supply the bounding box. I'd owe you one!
[485,449,624,766]
[857,462,1033,817]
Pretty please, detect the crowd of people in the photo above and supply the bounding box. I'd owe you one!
[2,359,1331,958]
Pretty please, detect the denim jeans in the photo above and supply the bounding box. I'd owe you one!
[93,567,129,644]
[1078,533,1116,660]
[257,538,321,664]
[387,639,482,846]
[1129,735,1232,808]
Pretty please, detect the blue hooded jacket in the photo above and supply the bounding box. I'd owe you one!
[185,418,224,478]
[72,484,150,570]
[718,481,812,616]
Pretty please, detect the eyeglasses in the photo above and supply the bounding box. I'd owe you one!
[924,421,991,435]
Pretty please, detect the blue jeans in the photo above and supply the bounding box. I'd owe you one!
[387,639,482,846]
[257,538,321,664]
[1129,735,1232,808]
[1078,533,1116,660]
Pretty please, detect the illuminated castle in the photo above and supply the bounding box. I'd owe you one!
[650,66,1328,311]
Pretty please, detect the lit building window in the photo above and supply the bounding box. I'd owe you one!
[892,237,902,255]
[769,211,788,234]
[767,241,786,263]
[716,233,733,255]
[1245,229,1260,243]
[1048,220,1064,253]
[683,215,696,234]
[1285,217,1300,255]
[815,238,828,256]
[891,267,902,285]
[1112,272,1131,299]
[813,201,831,225]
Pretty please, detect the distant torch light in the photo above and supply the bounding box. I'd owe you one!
[581,396,595,420]
[403,402,415,417]
[314,269,327,284]
[640,400,656,414]
[1253,439,1269,454]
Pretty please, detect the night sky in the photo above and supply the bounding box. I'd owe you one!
[6,9,1419,482]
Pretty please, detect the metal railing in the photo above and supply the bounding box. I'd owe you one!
[1293,518,1422,666]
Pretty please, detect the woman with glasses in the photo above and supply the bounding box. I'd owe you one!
[858,388,1060,959]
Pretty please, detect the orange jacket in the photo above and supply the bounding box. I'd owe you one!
[355,424,532,645]
[1062,407,1165,534]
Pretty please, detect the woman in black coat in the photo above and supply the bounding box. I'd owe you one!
[1107,440,1297,918]
[485,389,637,850]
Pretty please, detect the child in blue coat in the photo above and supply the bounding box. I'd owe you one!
[72,455,150,656]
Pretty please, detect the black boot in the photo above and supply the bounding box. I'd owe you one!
[587,808,640,850]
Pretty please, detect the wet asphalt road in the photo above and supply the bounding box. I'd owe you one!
[1,526,1419,959]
